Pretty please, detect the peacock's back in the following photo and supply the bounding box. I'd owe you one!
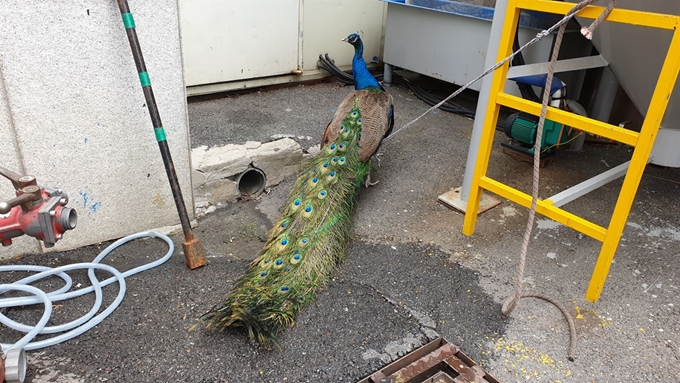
[197,92,389,344]
[323,89,394,162]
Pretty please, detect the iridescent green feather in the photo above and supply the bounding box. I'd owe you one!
[197,100,370,344]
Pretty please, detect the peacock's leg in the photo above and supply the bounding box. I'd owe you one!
[364,171,379,187]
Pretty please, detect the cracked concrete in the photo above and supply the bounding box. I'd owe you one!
[0,81,678,382]
[191,138,309,213]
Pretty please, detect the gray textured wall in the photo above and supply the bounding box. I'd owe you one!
[0,0,192,258]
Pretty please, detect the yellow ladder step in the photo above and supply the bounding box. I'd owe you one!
[463,0,680,302]
[496,93,639,146]
[479,177,608,241]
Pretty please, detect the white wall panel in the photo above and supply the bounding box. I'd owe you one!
[179,0,386,91]
[302,0,385,72]
[180,0,301,86]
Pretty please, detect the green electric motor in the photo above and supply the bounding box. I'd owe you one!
[503,112,575,155]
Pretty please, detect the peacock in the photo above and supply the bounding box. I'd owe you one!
[196,33,393,344]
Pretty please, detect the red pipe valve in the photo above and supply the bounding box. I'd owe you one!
[0,166,77,248]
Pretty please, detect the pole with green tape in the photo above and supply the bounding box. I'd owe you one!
[117,0,206,269]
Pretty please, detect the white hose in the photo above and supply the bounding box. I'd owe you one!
[0,230,174,352]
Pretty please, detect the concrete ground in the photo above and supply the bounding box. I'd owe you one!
[1,80,679,382]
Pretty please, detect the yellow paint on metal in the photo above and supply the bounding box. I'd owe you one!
[515,0,680,30]
[496,93,640,147]
[462,0,680,302]
[480,177,607,241]
[586,27,680,302]
[463,0,520,236]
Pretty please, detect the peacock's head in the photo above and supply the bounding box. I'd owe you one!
[342,33,361,47]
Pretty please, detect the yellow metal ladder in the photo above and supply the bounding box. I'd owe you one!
[462,0,680,302]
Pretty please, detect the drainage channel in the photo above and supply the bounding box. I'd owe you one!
[358,337,500,383]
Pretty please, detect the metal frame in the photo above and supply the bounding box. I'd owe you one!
[462,0,680,302]
[506,55,608,78]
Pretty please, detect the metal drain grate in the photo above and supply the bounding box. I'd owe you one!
[357,337,500,383]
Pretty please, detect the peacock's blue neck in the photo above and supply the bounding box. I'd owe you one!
[352,43,382,91]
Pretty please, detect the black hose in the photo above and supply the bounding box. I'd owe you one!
[318,54,354,85]
[318,54,477,119]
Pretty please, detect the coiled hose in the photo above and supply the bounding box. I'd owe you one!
[0,230,174,352]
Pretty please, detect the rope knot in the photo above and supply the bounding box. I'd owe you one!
[536,30,550,39]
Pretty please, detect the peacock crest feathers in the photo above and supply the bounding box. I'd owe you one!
[197,99,370,344]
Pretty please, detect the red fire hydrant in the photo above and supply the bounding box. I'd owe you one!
[0,166,77,247]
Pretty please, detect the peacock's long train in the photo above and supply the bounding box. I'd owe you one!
[197,33,393,344]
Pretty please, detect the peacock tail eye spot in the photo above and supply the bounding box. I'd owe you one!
[259,259,272,268]
[260,271,269,279]
[332,157,338,163]
[274,258,285,269]
[278,286,290,294]
[318,190,327,199]
[303,205,313,217]
[323,161,329,168]
[299,238,309,246]
[338,157,346,165]
[312,177,318,183]
[290,253,303,264]
[280,239,288,246]
[351,111,358,118]
[357,117,362,125]
[294,199,301,206]
[327,171,336,181]
[280,220,288,229]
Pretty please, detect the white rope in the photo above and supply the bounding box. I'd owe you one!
[384,0,597,142]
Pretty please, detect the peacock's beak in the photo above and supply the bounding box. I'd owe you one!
[341,37,348,42]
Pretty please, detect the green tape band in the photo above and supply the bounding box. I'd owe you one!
[122,13,135,29]
[138,72,150,87]
[154,127,167,142]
